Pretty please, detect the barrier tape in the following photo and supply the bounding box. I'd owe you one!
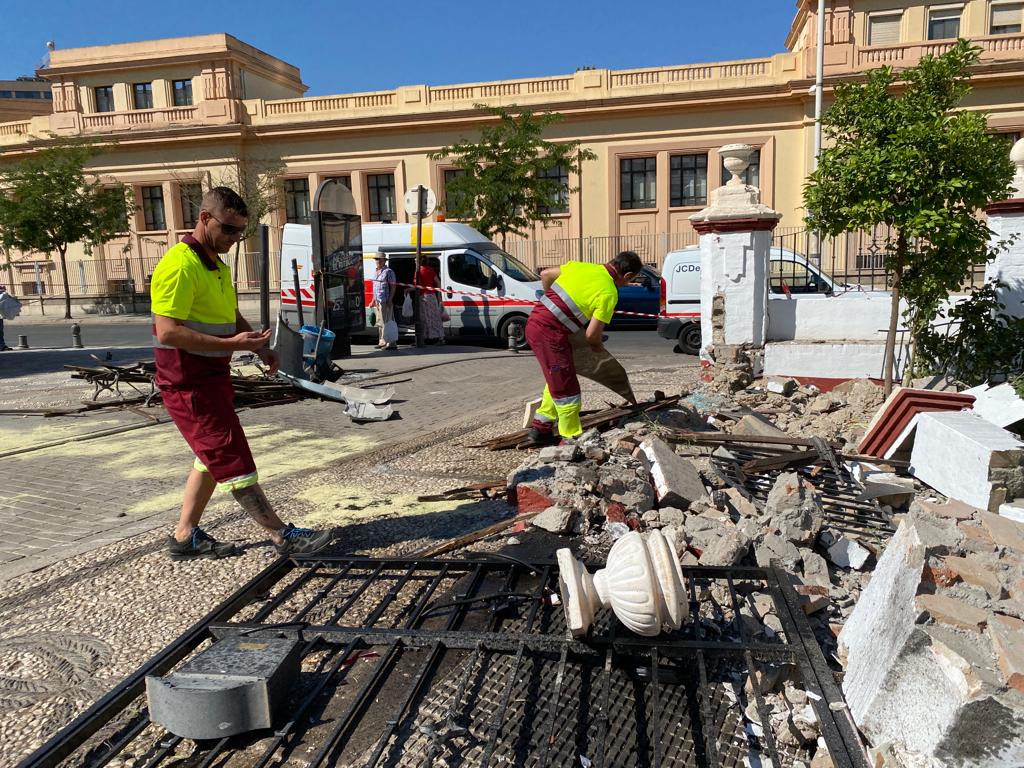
[386,280,697,320]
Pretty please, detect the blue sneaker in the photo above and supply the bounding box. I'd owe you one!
[275,524,334,556]
[167,527,239,560]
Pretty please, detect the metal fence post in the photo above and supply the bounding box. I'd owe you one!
[259,225,270,330]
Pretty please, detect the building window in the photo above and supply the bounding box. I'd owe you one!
[180,183,203,229]
[619,157,657,210]
[928,7,962,40]
[367,173,396,221]
[670,154,708,207]
[868,12,903,45]
[284,178,311,225]
[991,2,1023,34]
[133,82,153,110]
[442,168,471,216]
[141,186,166,231]
[172,79,193,107]
[721,149,760,188]
[94,86,114,113]
[537,165,570,214]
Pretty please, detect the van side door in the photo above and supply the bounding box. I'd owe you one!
[444,249,502,335]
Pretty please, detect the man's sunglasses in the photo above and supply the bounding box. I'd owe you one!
[208,214,246,236]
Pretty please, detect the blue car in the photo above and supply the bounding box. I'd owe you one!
[612,266,661,328]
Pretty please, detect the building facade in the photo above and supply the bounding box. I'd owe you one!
[1,0,1024,302]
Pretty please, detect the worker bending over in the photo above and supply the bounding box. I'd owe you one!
[151,186,334,560]
[525,250,643,445]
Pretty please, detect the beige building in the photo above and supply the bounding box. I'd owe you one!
[1,0,1024,302]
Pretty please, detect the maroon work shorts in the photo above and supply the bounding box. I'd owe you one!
[160,377,257,483]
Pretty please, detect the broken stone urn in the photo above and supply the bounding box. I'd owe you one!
[556,529,689,638]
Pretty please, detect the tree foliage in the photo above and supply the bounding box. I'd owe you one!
[429,104,596,248]
[0,141,133,318]
[804,40,1015,393]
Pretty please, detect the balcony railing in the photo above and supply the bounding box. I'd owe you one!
[856,33,1024,68]
[610,59,771,87]
[0,120,30,137]
[81,106,199,131]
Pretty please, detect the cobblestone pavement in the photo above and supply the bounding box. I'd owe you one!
[0,360,698,766]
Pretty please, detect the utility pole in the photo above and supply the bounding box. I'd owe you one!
[577,148,584,262]
[413,185,425,347]
[813,0,827,265]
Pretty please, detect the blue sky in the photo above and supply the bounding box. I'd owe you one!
[4,0,798,95]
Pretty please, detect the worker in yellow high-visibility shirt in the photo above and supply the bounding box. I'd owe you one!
[525,250,643,445]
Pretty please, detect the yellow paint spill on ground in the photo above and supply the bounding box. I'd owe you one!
[290,482,502,530]
[0,415,140,453]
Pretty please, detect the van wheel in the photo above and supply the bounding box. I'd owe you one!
[499,314,529,350]
[676,323,701,355]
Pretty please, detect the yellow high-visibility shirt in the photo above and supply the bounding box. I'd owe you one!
[151,240,236,325]
[554,261,618,325]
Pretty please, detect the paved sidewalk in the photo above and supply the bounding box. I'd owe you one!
[0,345,544,581]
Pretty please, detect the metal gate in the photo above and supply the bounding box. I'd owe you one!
[18,555,870,768]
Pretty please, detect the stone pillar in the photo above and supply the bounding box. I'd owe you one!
[985,138,1024,319]
[690,144,782,359]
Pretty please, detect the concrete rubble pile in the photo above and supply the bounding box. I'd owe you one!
[505,375,1024,768]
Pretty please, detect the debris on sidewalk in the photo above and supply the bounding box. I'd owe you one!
[0,358,397,422]
[492,367,1024,768]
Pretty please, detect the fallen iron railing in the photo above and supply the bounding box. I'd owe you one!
[17,555,870,768]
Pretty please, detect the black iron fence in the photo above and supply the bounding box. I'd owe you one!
[771,226,988,294]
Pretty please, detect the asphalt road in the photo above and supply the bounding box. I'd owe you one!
[3,319,684,359]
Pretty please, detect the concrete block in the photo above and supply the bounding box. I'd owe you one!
[658,506,686,527]
[723,487,758,518]
[942,555,1005,598]
[698,529,751,566]
[859,472,916,508]
[766,377,797,396]
[989,613,1024,694]
[766,472,824,546]
[839,517,1024,766]
[910,497,977,521]
[965,382,1024,430]
[801,550,832,591]
[538,444,581,463]
[915,593,989,633]
[826,535,871,570]
[909,411,1024,513]
[754,534,801,570]
[732,414,788,438]
[522,397,542,429]
[999,500,1024,524]
[532,505,576,534]
[978,511,1024,554]
[640,437,708,509]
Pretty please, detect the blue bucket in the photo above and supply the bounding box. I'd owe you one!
[300,324,335,369]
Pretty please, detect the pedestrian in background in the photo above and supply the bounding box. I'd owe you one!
[417,256,445,345]
[0,284,21,351]
[372,252,398,350]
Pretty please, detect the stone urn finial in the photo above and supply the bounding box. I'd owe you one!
[1011,137,1024,197]
[720,143,755,187]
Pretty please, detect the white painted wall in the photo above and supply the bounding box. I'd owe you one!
[987,209,1024,318]
[763,341,890,380]
[767,293,891,341]
[699,229,771,350]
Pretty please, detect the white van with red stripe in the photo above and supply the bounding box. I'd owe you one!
[281,221,543,344]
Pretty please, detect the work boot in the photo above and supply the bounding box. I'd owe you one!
[275,524,335,556]
[524,426,558,447]
[167,527,240,561]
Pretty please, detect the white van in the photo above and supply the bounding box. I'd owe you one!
[281,221,543,345]
[657,246,839,353]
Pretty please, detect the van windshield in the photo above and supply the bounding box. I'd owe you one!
[473,244,540,282]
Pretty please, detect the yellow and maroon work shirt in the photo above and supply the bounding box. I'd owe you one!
[150,235,237,388]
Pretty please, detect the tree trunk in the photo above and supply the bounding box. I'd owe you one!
[58,246,72,319]
[232,241,241,291]
[882,233,907,396]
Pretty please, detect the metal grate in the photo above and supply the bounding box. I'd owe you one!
[18,556,870,768]
[711,446,897,546]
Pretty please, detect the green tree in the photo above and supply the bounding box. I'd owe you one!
[804,40,1015,394]
[429,104,596,249]
[0,141,133,319]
